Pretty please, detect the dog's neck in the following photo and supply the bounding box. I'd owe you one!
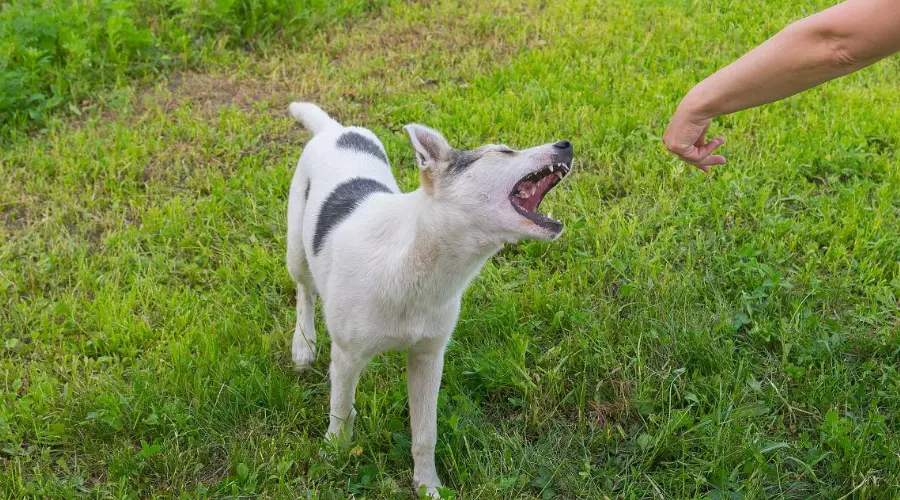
[390,189,504,303]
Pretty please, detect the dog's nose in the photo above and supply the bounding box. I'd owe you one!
[553,140,572,150]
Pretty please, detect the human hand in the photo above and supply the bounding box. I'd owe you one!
[663,104,726,172]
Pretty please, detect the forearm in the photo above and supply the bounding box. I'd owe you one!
[680,0,900,121]
[682,23,856,119]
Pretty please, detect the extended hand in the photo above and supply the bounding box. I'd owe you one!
[663,109,726,172]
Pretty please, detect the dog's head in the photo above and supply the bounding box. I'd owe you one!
[404,124,573,242]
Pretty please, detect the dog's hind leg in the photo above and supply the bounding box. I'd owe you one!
[287,177,317,372]
[290,280,317,371]
[326,344,366,444]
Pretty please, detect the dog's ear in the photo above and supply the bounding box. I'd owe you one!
[404,124,452,170]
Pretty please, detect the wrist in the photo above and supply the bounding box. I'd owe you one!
[678,83,718,122]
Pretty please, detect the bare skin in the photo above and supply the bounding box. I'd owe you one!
[664,0,900,171]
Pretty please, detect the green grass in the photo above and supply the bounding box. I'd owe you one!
[0,0,387,140]
[2,0,899,497]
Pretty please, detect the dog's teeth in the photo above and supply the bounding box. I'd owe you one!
[530,186,537,196]
[549,165,554,172]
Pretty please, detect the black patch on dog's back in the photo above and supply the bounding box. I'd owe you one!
[336,131,389,164]
[313,178,393,254]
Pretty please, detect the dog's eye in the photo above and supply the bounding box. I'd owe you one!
[499,148,515,155]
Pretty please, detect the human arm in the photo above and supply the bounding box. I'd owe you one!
[663,0,900,170]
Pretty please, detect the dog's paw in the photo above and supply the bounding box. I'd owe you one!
[415,483,443,499]
[323,406,357,451]
[414,471,443,498]
[318,435,349,460]
[291,343,316,372]
[323,428,354,450]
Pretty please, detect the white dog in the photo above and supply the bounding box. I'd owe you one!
[285,102,572,496]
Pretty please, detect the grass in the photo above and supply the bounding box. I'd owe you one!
[2,0,899,497]
[0,0,388,140]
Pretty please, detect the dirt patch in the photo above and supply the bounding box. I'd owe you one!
[0,198,36,231]
[136,72,291,118]
[168,73,261,110]
[139,138,202,189]
[587,377,634,426]
[194,444,230,488]
[323,21,531,65]
[131,72,302,191]
[138,124,297,193]
[589,401,623,426]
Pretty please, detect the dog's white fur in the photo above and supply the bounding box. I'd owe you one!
[285,102,571,496]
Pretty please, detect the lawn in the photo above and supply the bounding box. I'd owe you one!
[2,0,899,497]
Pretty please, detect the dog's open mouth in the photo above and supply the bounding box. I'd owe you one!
[509,162,571,231]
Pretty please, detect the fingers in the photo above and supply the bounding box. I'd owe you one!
[694,154,727,172]
[697,123,711,144]
[681,136,726,171]
[696,135,725,159]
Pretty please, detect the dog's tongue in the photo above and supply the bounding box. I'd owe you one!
[514,174,555,212]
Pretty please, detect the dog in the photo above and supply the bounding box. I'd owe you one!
[285,102,572,496]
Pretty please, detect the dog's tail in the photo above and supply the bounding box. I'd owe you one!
[289,102,340,135]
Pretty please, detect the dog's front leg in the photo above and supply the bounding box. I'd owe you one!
[407,339,446,497]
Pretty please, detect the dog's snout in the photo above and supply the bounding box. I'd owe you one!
[551,140,573,164]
